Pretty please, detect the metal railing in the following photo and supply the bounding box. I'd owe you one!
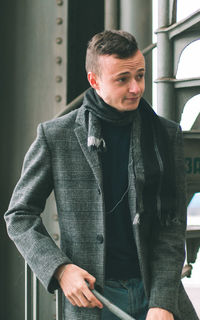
[25,261,194,320]
[25,264,40,320]
[25,263,137,320]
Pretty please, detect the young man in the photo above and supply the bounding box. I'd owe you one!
[5,30,198,320]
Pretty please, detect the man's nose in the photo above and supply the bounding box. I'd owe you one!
[129,80,140,94]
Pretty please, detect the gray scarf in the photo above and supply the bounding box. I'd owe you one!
[83,87,138,151]
[83,87,176,225]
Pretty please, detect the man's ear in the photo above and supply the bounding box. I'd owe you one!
[87,72,99,90]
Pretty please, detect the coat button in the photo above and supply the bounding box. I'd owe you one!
[96,234,104,244]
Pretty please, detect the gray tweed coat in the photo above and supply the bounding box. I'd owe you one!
[5,105,198,320]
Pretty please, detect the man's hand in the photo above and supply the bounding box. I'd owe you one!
[146,308,174,319]
[55,264,103,309]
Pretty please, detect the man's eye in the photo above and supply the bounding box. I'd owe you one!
[117,77,127,83]
[137,73,144,80]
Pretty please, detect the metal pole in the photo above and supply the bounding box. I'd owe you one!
[56,289,63,320]
[156,0,175,120]
[142,43,157,56]
[104,0,119,30]
[120,0,153,104]
[92,288,136,320]
[25,263,32,320]
[54,90,86,118]
[33,274,39,320]
[169,0,177,25]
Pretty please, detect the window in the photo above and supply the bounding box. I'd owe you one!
[176,40,200,79]
[177,0,200,21]
[180,95,200,130]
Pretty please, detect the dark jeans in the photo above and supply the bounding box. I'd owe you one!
[101,278,148,320]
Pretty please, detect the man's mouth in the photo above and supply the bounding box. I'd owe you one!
[125,96,140,101]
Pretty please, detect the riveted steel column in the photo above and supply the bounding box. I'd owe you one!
[54,0,67,115]
[120,0,153,104]
[104,0,120,29]
[156,0,175,120]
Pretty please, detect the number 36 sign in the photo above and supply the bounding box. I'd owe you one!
[183,131,200,199]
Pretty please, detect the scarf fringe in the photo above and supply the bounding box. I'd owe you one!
[87,136,106,152]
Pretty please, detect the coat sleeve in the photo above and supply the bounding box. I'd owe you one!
[4,124,72,293]
[148,124,187,316]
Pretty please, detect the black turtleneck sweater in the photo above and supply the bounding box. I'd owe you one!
[101,120,141,280]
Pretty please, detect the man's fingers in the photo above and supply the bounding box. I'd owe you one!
[83,275,103,308]
[82,286,103,309]
[77,285,103,309]
[84,273,96,290]
[57,264,103,309]
[67,295,76,307]
[66,286,86,307]
[74,291,91,308]
[67,284,103,309]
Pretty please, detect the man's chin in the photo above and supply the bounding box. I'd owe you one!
[123,97,141,110]
[109,101,140,112]
[122,102,140,111]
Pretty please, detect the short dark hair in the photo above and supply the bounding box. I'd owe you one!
[85,30,138,75]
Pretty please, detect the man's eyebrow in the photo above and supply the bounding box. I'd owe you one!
[116,71,130,77]
[115,68,145,77]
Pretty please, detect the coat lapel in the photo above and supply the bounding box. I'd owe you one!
[74,107,103,192]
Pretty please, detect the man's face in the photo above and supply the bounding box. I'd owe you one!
[88,50,145,112]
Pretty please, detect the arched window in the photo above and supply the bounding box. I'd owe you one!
[180,95,200,130]
[176,40,200,79]
[187,192,200,225]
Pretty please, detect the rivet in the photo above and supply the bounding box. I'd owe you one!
[56,76,63,83]
[96,234,104,244]
[53,233,59,241]
[56,0,63,5]
[56,56,62,64]
[56,17,63,25]
[56,37,63,44]
[53,314,56,320]
[53,293,56,301]
[55,95,62,102]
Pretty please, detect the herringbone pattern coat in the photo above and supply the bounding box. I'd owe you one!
[5,106,199,319]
